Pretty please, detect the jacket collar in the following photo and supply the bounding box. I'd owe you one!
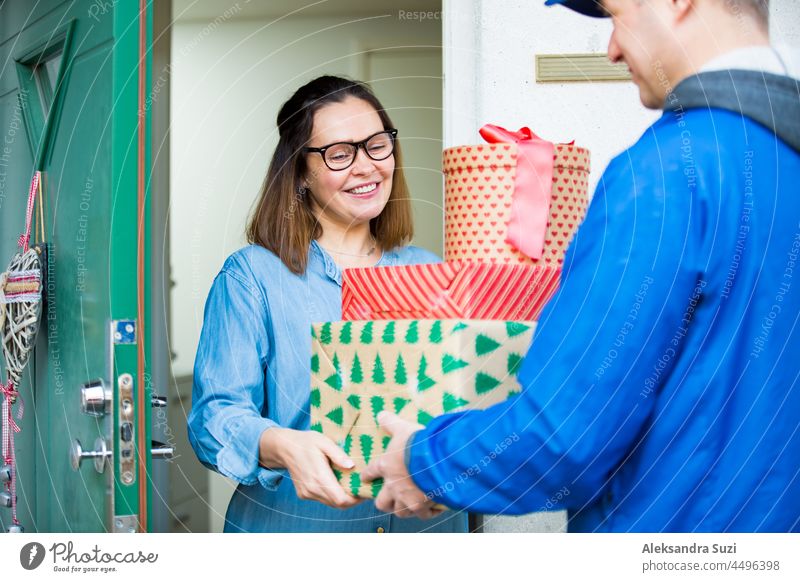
[667,69,800,153]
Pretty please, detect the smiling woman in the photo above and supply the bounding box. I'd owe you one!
[247,77,415,274]
[187,75,467,533]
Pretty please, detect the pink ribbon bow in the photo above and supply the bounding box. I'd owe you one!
[479,124,556,260]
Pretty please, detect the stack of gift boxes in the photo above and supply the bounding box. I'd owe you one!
[310,125,591,498]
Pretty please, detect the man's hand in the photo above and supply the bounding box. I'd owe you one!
[362,412,444,519]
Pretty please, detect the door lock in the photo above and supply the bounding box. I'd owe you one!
[80,379,111,417]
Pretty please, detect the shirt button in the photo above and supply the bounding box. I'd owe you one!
[376,526,385,533]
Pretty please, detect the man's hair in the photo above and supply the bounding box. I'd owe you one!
[723,0,770,25]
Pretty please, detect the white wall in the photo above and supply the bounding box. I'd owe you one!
[170,14,442,376]
[444,0,800,197]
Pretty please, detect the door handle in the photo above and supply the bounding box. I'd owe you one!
[70,438,111,473]
[151,440,174,460]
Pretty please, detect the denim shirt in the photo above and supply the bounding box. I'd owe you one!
[188,241,468,532]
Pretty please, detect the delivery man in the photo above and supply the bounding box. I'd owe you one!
[364,0,800,531]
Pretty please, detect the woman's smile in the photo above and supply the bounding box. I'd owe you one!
[344,181,380,198]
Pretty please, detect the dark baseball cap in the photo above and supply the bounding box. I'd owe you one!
[544,0,608,18]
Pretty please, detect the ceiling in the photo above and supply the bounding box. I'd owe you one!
[172,0,443,21]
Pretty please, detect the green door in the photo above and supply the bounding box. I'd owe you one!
[0,0,158,532]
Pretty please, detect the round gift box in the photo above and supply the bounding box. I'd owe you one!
[443,142,590,266]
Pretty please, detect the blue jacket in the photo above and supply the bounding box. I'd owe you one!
[407,70,800,532]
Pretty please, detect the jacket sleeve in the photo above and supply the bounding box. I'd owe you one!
[407,150,705,514]
[187,266,286,491]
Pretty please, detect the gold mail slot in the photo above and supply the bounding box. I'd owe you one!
[536,53,632,83]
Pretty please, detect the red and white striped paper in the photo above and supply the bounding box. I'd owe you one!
[342,261,560,322]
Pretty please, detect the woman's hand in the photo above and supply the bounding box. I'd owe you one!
[259,427,363,509]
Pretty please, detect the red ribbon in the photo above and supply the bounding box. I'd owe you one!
[479,124,555,260]
[18,171,40,252]
[1,381,21,434]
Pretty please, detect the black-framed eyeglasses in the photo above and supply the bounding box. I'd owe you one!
[304,129,398,171]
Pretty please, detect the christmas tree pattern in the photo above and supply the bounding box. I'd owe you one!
[350,473,361,496]
[394,354,408,385]
[320,322,332,344]
[393,396,411,414]
[310,387,321,408]
[418,409,435,425]
[326,406,344,426]
[350,353,364,383]
[340,321,353,344]
[371,354,386,384]
[508,352,524,375]
[370,478,383,498]
[476,334,501,356]
[506,321,532,337]
[429,321,443,344]
[417,355,437,391]
[405,321,419,343]
[382,321,396,344]
[360,321,374,344]
[443,392,470,412]
[360,434,374,464]
[311,353,319,374]
[346,395,361,412]
[475,372,502,394]
[370,395,385,423]
[324,353,343,391]
[442,353,469,374]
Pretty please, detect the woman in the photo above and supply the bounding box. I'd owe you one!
[188,76,467,533]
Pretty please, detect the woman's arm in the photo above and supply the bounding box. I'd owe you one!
[188,265,360,508]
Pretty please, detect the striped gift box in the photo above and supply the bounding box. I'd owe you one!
[342,261,560,322]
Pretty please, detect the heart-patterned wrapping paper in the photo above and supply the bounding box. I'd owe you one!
[443,143,590,266]
[310,319,536,498]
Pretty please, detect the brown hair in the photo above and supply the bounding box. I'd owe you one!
[246,76,414,275]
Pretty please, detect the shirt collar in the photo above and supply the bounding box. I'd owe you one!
[310,240,395,286]
[700,46,791,77]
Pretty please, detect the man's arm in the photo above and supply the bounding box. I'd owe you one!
[405,148,705,514]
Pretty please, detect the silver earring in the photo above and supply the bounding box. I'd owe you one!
[297,185,307,196]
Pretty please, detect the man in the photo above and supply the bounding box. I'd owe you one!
[363,0,800,532]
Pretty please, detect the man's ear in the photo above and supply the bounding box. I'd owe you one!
[670,0,695,22]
